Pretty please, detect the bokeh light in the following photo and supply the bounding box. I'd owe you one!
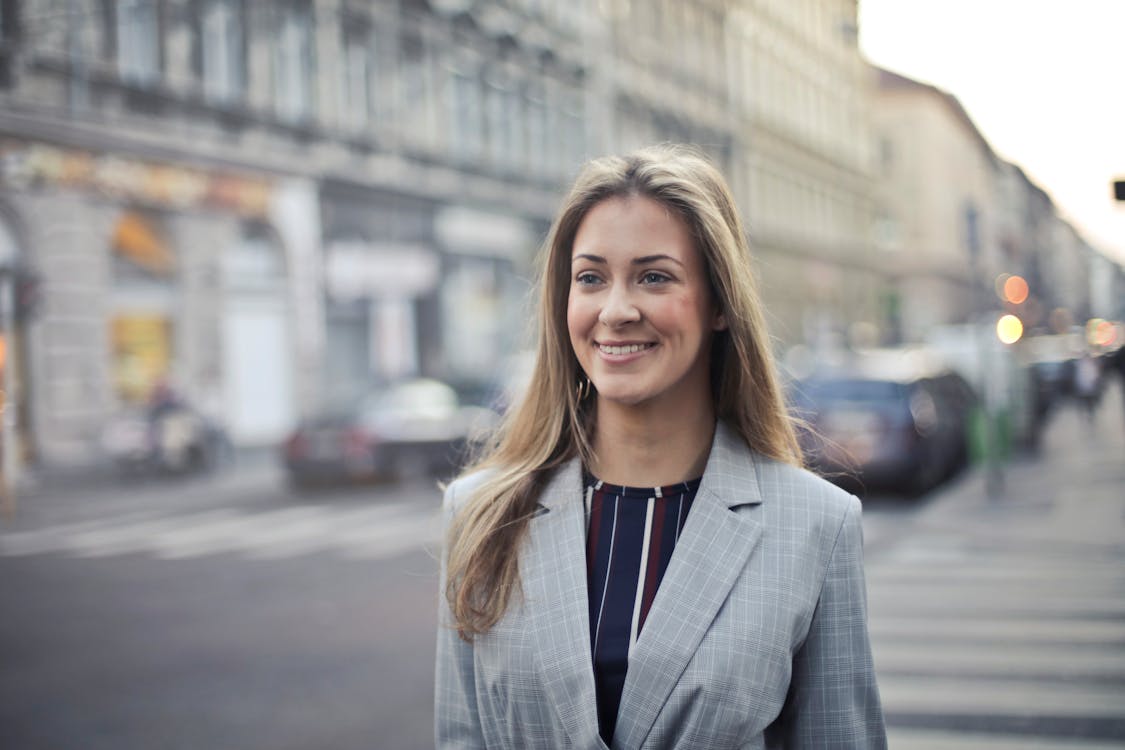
[996,314,1024,344]
[1087,318,1116,347]
[1002,275,1029,304]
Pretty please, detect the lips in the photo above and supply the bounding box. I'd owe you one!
[597,342,656,355]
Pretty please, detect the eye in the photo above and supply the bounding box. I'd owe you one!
[640,271,672,285]
[574,271,602,286]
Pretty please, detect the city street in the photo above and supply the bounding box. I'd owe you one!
[867,379,1125,750]
[1,383,1123,749]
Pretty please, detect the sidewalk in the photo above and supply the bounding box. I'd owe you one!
[867,378,1125,750]
[915,375,1125,547]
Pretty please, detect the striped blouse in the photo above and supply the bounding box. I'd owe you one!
[584,474,701,745]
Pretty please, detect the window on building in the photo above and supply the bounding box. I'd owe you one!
[526,89,547,175]
[117,0,160,86]
[485,79,511,169]
[274,1,314,123]
[399,32,435,150]
[449,65,482,161]
[0,0,20,85]
[341,23,373,130]
[879,136,894,174]
[201,0,243,104]
[511,88,530,170]
[563,91,584,171]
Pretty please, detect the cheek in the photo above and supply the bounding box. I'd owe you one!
[566,293,588,342]
[664,294,705,330]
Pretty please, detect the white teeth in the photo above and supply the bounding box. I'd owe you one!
[599,343,651,355]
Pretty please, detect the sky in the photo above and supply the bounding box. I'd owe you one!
[858,0,1125,265]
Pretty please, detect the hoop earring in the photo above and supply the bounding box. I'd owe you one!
[576,376,592,401]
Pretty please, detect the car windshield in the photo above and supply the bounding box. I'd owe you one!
[361,380,458,419]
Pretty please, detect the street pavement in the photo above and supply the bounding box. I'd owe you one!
[0,462,445,562]
[0,471,446,750]
[0,382,1122,748]
[866,378,1125,749]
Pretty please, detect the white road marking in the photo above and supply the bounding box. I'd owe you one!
[0,502,443,562]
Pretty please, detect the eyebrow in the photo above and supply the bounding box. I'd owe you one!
[571,253,685,268]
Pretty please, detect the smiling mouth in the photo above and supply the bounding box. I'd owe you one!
[598,342,656,355]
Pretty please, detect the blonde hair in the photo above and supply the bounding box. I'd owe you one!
[445,144,802,639]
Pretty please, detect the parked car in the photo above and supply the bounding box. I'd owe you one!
[790,366,977,496]
[282,378,498,488]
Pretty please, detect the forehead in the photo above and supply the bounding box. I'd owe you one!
[571,195,697,262]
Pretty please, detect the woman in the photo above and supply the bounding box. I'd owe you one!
[436,145,886,749]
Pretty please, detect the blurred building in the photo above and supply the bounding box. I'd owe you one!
[597,0,879,349]
[3,1,1116,478]
[872,67,1003,344]
[0,0,591,472]
[724,0,878,349]
[872,66,1124,349]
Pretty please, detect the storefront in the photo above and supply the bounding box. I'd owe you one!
[221,225,296,445]
[320,183,440,405]
[434,205,539,400]
[0,137,299,468]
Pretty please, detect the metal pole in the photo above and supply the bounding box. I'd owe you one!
[0,272,13,518]
[965,201,1003,497]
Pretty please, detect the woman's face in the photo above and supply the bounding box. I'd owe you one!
[567,195,726,413]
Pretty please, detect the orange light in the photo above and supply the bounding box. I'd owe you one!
[997,314,1024,344]
[1002,275,1029,305]
[1088,318,1116,347]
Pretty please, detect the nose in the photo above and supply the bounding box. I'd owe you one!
[598,283,641,328]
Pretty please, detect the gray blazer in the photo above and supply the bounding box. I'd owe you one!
[436,421,886,749]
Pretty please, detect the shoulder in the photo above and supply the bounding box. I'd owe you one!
[441,468,500,521]
[751,455,862,538]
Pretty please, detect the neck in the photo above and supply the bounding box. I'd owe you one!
[588,398,717,487]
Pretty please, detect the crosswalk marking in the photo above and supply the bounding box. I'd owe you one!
[0,501,443,562]
[866,511,1125,749]
[869,616,1125,644]
[874,640,1125,678]
[877,674,1125,717]
[887,728,1125,750]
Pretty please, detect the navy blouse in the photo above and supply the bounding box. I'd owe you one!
[584,475,701,745]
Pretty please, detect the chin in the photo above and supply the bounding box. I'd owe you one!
[594,389,650,408]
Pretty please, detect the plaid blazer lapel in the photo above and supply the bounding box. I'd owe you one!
[613,422,765,750]
[522,457,606,749]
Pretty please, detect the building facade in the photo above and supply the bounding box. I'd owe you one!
[871,67,1003,344]
[5,0,1115,476]
[725,0,878,349]
[596,0,879,350]
[0,0,594,473]
[873,66,1119,347]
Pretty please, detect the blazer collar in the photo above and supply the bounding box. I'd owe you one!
[522,421,765,750]
[522,457,606,749]
[614,420,765,749]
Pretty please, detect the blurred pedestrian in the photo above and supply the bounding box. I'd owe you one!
[435,145,886,748]
[1074,352,1100,422]
[1111,345,1125,437]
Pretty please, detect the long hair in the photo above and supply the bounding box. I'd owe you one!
[445,144,803,639]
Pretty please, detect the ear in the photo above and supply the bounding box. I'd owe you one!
[712,308,728,332]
